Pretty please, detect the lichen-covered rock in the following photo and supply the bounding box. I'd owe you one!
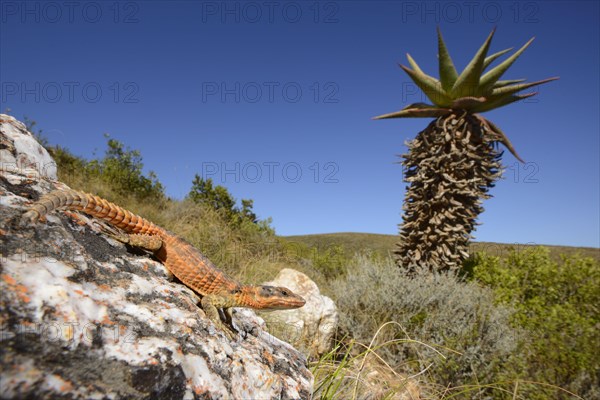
[0,115,313,399]
[0,114,57,181]
[263,269,338,357]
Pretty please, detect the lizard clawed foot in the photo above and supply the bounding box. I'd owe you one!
[201,296,240,341]
[214,319,239,341]
[96,223,130,245]
[18,209,42,227]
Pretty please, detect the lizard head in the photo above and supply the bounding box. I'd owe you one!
[242,285,306,310]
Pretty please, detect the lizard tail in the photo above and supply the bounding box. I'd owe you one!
[21,189,163,236]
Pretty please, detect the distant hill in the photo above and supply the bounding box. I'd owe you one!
[284,232,600,261]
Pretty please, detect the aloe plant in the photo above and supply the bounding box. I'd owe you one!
[375,28,557,273]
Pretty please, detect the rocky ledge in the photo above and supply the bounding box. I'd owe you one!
[0,114,314,399]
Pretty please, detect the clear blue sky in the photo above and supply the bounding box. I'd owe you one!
[1,1,598,247]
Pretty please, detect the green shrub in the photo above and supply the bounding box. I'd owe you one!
[85,135,164,200]
[330,255,521,398]
[278,240,353,283]
[48,135,164,203]
[309,245,349,280]
[472,247,600,399]
[48,145,87,182]
[188,174,274,236]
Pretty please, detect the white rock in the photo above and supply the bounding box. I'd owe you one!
[264,268,338,356]
[0,114,57,180]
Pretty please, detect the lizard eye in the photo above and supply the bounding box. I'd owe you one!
[281,290,288,296]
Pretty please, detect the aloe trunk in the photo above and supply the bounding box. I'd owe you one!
[397,112,502,272]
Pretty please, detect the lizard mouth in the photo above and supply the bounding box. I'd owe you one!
[245,285,307,310]
[284,295,306,308]
[265,294,306,310]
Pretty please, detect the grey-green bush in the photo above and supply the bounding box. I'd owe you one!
[331,255,521,398]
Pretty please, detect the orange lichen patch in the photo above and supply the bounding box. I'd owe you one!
[193,385,209,395]
[52,309,64,320]
[1,274,31,303]
[95,300,110,308]
[16,285,30,303]
[15,284,28,294]
[262,349,275,366]
[157,301,171,309]
[73,289,85,296]
[98,284,111,292]
[19,295,31,304]
[2,274,17,286]
[180,326,193,335]
[148,359,159,365]
[0,228,6,236]
[58,377,74,392]
[101,314,115,326]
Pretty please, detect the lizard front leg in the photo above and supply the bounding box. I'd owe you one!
[201,295,238,340]
[122,233,163,251]
[101,227,163,252]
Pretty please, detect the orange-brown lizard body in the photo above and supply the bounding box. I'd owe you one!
[21,189,305,339]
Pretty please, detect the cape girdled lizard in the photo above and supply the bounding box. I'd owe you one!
[20,189,306,339]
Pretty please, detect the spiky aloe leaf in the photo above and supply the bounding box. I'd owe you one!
[451,28,496,98]
[473,80,554,112]
[490,77,559,97]
[483,47,513,70]
[479,37,535,90]
[484,118,524,162]
[399,64,452,107]
[406,53,426,75]
[373,103,450,119]
[493,79,526,88]
[472,92,537,113]
[437,28,458,92]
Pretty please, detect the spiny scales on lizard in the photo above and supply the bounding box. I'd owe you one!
[20,189,306,339]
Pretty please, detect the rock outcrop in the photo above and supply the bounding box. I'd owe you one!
[0,115,313,399]
[262,269,338,357]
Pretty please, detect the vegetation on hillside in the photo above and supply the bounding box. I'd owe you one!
[188,174,274,235]
[22,118,598,399]
[286,232,600,263]
[315,249,599,399]
[472,248,600,399]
